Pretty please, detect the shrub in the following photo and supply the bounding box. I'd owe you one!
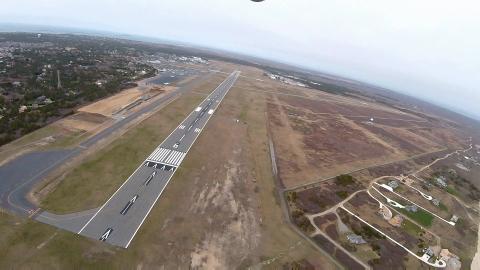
[336,191,349,199]
[335,174,354,186]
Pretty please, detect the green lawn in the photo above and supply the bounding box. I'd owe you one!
[402,219,423,236]
[446,186,458,196]
[398,208,434,227]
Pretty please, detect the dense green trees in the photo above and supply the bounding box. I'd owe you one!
[0,33,157,146]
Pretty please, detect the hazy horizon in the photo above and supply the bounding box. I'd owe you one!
[1,0,479,120]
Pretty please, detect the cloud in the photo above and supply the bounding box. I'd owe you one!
[1,0,479,118]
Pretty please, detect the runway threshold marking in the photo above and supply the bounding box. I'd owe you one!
[163,150,186,166]
[148,148,171,163]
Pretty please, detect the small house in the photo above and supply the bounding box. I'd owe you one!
[435,176,447,188]
[450,215,459,223]
[405,205,418,212]
[347,234,366,245]
[387,180,399,190]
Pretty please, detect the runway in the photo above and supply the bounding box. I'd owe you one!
[0,71,194,216]
[78,70,240,248]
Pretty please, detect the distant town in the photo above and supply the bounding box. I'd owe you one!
[0,33,207,146]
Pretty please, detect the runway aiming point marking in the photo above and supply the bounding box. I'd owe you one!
[144,161,176,172]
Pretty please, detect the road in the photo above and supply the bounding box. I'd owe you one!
[286,147,449,192]
[77,71,240,248]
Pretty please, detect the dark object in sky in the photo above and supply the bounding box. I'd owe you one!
[251,0,265,2]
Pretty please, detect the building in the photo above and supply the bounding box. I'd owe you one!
[405,205,418,212]
[450,215,459,223]
[388,180,399,189]
[18,105,27,113]
[35,95,46,104]
[347,234,366,245]
[436,176,448,188]
[422,247,435,261]
[440,249,462,270]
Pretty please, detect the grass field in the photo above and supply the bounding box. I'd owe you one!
[446,186,458,196]
[0,125,80,164]
[398,208,434,227]
[222,80,338,269]
[402,219,423,236]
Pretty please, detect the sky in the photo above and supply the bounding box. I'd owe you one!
[1,0,479,119]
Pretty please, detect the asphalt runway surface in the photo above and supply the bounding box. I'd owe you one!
[77,71,239,248]
[0,149,75,215]
[0,72,195,216]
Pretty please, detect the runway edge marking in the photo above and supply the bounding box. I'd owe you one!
[124,70,240,248]
[78,71,239,236]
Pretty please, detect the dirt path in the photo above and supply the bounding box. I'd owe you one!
[412,142,472,175]
[286,147,448,191]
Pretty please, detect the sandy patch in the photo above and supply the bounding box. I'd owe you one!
[59,118,101,132]
[79,87,143,116]
[190,160,260,269]
[56,112,110,132]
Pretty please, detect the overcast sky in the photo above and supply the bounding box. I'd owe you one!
[1,0,479,119]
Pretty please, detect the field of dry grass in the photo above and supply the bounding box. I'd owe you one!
[263,82,463,189]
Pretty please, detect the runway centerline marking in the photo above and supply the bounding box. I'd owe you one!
[78,71,241,247]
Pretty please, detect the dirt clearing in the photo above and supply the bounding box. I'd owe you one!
[57,112,110,133]
[78,85,174,117]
